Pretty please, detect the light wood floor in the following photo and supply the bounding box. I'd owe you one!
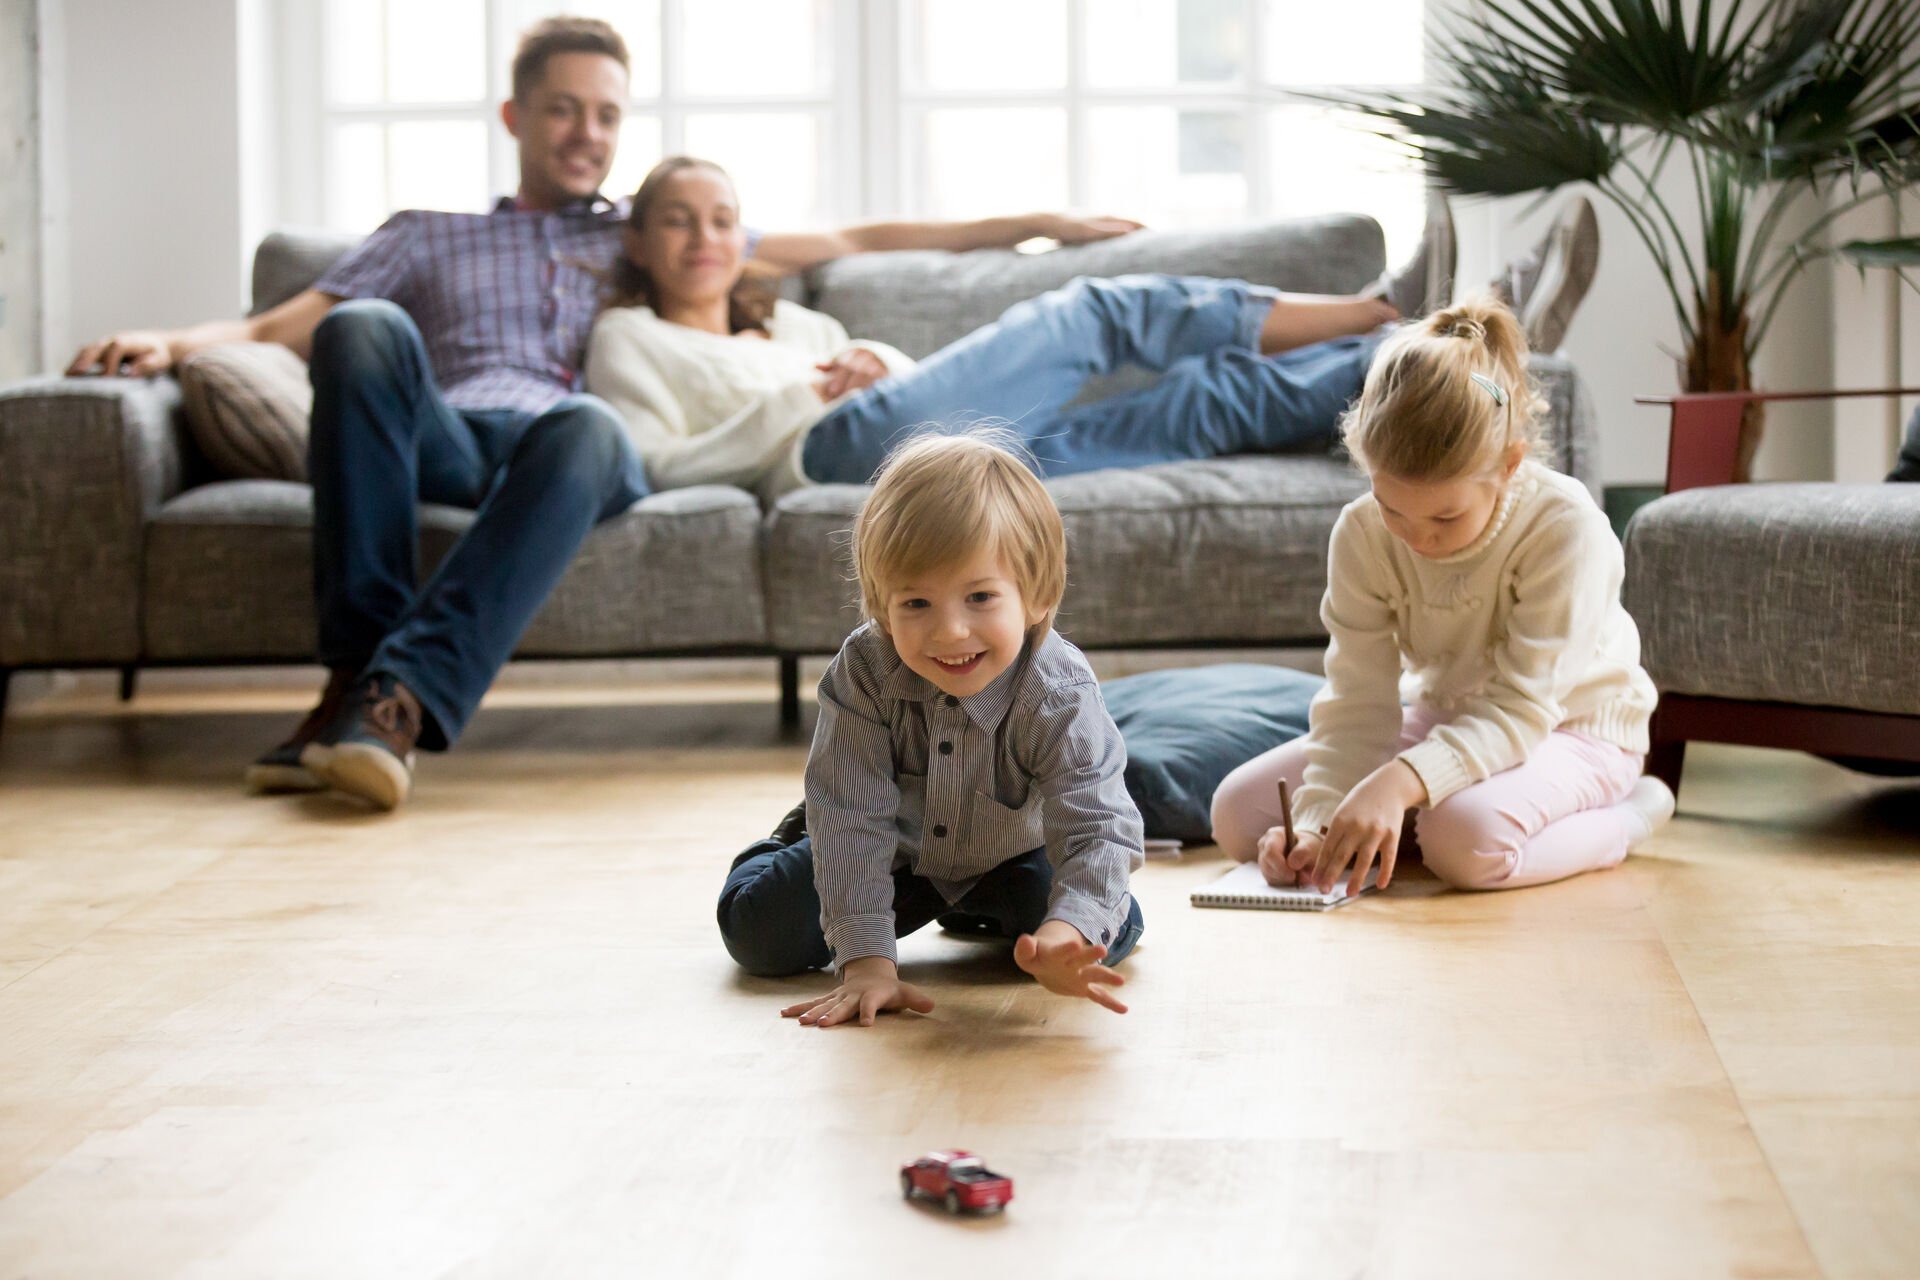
[1,663,1915,1280]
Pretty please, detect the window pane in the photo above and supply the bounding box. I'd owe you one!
[920,109,1067,220]
[1263,0,1424,86]
[497,0,662,99]
[1086,107,1248,228]
[327,123,390,232]
[388,120,492,215]
[683,113,822,231]
[682,0,831,97]
[913,0,1066,91]
[326,0,387,106]
[601,115,667,204]
[1267,107,1424,263]
[386,0,487,103]
[1086,0,1244,88]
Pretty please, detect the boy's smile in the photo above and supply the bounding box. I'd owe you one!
[885,548,1042,699]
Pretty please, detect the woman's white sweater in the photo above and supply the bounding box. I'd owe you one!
[583,300,916,501]
[1294,460,1660,834]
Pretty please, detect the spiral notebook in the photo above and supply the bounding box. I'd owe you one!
[1189,862,1379,912]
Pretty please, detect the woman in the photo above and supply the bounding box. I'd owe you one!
[583,156,1439,501]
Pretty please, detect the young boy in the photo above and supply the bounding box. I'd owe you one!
[716,430,1145,1027]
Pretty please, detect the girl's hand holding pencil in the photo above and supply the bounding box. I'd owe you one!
[1256,780,1311,887]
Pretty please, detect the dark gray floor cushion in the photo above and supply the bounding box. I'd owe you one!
[1103,662,1324,842]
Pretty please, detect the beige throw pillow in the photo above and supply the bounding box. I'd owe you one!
[178,342,312,481]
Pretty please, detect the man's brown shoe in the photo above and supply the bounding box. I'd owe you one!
[305,674,422,811]
[244,668,357,794]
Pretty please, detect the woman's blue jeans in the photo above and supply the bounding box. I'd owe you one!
[308,299,648,749]
[801,273,1382,483]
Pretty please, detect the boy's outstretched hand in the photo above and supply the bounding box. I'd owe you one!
[781,956,934,1028]
[1013,921,1128,1014]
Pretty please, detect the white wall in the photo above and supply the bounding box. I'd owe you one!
[46,0,247,362]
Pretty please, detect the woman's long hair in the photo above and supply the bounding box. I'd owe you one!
[606,155,777,334]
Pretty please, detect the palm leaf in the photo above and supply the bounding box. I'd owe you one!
[1838,237,1920,268]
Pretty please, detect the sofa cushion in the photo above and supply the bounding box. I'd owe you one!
[1623,483,1920,715]
[1104,663,1323,841]
[177,343,312,481]
[764,454,1370,655]
[144,480,769,660]
[804,215,1387,359]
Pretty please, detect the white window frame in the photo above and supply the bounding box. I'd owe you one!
[270,0,1424,234]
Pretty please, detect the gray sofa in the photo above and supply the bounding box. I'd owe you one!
[1623,390,1920,791]
[0,215,1601,728]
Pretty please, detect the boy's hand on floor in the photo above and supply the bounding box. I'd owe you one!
[1263,828,1317,886]
[781,956,934,1028]
[1014,921,1128,1015]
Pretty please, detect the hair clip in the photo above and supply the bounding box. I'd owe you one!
[1469,372,1508,406]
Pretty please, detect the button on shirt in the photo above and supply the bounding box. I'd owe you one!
[313,198,767,417]
[805,622,1142,969]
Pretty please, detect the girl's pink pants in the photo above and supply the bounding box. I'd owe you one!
[1210,708,1645,891]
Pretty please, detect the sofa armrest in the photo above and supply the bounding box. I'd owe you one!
[1637,386,1920,492]
[0,375,188,665]
[1529,353,1602,501]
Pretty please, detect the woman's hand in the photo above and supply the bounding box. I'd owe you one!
[1299,760,1426,897]
[1013,921,1128,1014]
[781,956,935,1028]
[814,347,889,401]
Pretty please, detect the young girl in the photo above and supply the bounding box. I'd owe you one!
[1210,297,1673,897]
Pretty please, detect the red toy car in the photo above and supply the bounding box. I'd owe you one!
[899,1150,1014,1214]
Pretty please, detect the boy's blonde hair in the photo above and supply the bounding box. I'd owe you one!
[1341,292,1546,481]
[852,428,1067,634]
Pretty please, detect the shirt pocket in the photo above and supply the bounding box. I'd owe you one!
[967,790,1044,864]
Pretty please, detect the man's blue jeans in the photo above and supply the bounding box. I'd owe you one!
[308,299,648,750]
[717,833,1145,978]
[801,273,1382,483]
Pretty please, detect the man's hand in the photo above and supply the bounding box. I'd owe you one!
[813,347,889,402]
[1292,760,1425,897]
[780,955,935,1028]
[67,331,175,378]
[1013,920,1128,1014]
[1030,213,1146,245]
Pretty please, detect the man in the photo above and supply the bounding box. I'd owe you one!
[69,17,1140,812]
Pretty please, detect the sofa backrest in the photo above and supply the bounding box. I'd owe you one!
[248,214,1387,351]
[800,214,1385,358]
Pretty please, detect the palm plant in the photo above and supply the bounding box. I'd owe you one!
[1312,0,1920,480]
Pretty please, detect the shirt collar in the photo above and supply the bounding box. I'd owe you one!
[494,192,621,217]
[879,636,1033,735]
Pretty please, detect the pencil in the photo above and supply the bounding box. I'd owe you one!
[1277,778,1295,856]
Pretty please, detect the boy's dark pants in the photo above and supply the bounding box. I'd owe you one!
[717,833,1144,978]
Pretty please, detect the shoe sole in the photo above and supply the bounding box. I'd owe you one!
[244,762,328,794]
[314,743,411,811]
[1527,199,1599,353]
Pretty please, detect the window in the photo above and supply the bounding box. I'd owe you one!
[287,0,1425,259]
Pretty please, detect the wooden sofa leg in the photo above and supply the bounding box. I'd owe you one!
[779,655,801,731]
[119,665,139,703]
[1646,739,1686,797]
